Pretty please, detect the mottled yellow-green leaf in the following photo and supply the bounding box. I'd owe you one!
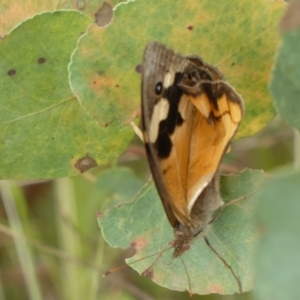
[0,11,132,179]
[0,0,125,36]
[70,0,285,139]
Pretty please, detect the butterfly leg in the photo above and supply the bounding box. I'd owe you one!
[141,243,171,277]
[129,121,144,142]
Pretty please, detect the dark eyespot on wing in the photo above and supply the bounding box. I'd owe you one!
[155,82,163,95]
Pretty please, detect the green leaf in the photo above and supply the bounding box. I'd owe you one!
[96,167,144,203]
[70,0,285,138]
[270,1,300,131]
[0,11,132,179]
[98,169,263,294]
[253,171,300,300]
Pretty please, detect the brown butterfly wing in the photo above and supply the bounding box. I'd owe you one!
[142,42,197,227]
[141,42,244,231]
[142,42,218,227]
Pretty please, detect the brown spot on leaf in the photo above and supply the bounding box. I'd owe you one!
[7,69,16,76]
[205,284,224,294]
[142,268,153,279]
[187,25,194,31]
[75,154,98,173]
[98,119,115,128]
[96,211,104,218]
[38,57,46,64]
[116,84,119,88]
[130,237,148,252]
[91,74,115,94]
[95,2,113,27]
[135,64,142,73]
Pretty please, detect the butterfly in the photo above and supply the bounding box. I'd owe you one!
[141,42,244,260]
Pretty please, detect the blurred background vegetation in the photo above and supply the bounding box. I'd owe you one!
[0,117,293,300]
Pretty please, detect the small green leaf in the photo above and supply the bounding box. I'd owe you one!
[270,2,300,131]
[0,11,132,179]
[254,171,300,300]
[71,0,285,138]
[98,169,263,294]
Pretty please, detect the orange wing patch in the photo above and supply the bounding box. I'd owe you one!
[148,87,243,226]
[186,89,242,212]
[150,94,193,226]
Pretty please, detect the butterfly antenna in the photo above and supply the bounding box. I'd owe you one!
[141,243,173,276]
[103,265,128,277]
[210,191,256,225]
[103,244,173,277]
[204,236,242,293]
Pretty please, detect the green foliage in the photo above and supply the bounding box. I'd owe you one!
[253,3,300,299]
[74,0,284,139]
[1,0,300,299]
[270,4,300,131]
[96,166,144,203]
[254,172,300,300]
[0,11,132,179]
[0,0,285,179]
[99,170,263,294]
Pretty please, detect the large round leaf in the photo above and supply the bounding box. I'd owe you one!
[70,0,285,139]
[98,169,263,294]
